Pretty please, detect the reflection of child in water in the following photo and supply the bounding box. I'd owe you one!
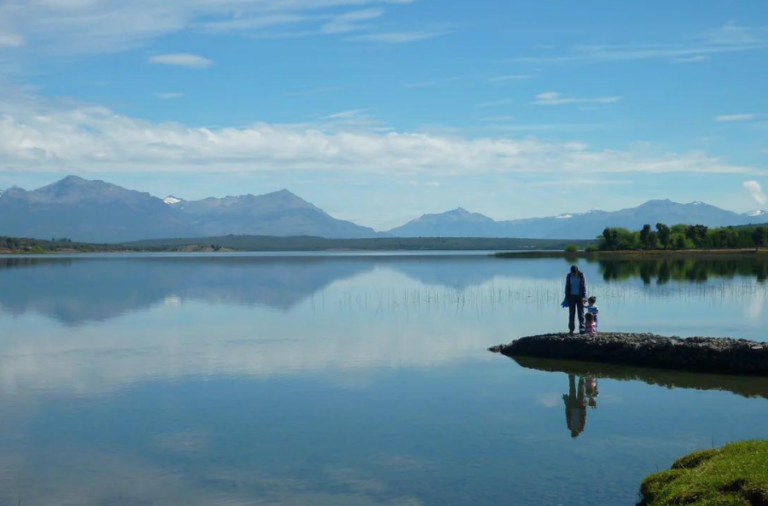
[586,377,599,409]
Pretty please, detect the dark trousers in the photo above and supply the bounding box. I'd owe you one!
[568,295,584,332]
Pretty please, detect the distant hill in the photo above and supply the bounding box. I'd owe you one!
[172,189,377,239]
[388,200,768,240]
[126,235,593,251]
[0,176,193,243]
[388,208,500,237]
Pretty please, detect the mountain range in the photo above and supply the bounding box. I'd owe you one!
[0,176,766,242]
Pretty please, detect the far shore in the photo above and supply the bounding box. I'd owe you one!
[494,248,768,259]
[2,246,768,257]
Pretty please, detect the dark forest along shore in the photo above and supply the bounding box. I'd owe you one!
[2,253,768,506]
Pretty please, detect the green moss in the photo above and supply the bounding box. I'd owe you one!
[639,441,768,506]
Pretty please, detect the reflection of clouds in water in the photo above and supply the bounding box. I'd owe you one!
[0,445,425,506]
[154,430,208,453]
[0,318,495,398]
[164,295,182,308]
[536,394,561,408]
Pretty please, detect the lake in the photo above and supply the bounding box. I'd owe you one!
[1,253,767,506]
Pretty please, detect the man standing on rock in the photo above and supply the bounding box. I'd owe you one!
[565,265,587,335]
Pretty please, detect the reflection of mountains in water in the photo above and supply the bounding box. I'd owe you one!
[0,256,577,325]
[2,255,767,325]
[0,257,373,324]
[512,356,768,402]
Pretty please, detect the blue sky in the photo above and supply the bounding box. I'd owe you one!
[0,0,767,229]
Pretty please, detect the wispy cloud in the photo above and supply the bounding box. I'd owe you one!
[403,77,462,89]
[284,86,341,97]
[715,114,757,122]
[324,109,368,120]
[511,22,768,65]
[350,31,445,43]
[155,92,185,99]
[671,55,710,64]
[487,75,533,83]
[743,181,767,206]
[148,54,213,69]
[479,115,517,122]
[202,14,308,33]
[0,33,24,48]
[321,9,384,34]
[534,92,621,106]
[476,99,515,109]
[0,0,424,55]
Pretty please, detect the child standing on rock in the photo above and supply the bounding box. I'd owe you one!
[584,312,597,336]
[586,296,599,331]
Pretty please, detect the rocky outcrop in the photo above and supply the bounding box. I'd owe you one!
[489,333,768,376]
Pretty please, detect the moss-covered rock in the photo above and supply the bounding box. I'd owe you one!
[638,441,768,506]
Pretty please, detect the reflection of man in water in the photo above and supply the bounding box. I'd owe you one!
[563,374,587,438]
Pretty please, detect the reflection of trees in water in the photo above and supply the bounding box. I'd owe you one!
[596,257,768,284]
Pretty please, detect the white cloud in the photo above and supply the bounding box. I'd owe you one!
[323,109,368,119]
[671,55,710,64]
[534,92,621,106]
[148,53,213,68]
[320,8,384,34]
[0,32,24,47]
[201,13,308,33]
[487,75,533,83]
[155,92,185,99]
[0,88,761,178]
[511,23,768,64]
[476,99,515,108]
[0,0,419,54]
[350,31,444,43]
[743,180,767,206]
[715,114,757,122]
[285,86,341,97]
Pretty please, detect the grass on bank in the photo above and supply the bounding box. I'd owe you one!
[639,440,768,506]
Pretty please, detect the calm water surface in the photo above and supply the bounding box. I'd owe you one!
[1,253,768,506]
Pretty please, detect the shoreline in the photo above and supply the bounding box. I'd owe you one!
[494,248,768,259]
[2,247,766,257]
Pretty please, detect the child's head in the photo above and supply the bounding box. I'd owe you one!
[588,296,597,306]
[585,313,595,323]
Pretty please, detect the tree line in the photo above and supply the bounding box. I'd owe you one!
[598,224,768,251]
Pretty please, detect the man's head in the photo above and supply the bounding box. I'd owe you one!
[570,265,579,274]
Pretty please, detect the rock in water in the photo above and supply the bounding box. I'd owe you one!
[489,333,768,377]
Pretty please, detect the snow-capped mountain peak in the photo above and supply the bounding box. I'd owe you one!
[555,213,573,219]
[163,196,182,205]
[744,209,768,217]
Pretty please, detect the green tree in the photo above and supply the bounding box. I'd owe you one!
[753,227,767,251]
[647,231,659,250]
[564,244,579,253]
[640,224,652,249]
[656,223,671,250]
[599,227,616,251]
[685,225,709,248]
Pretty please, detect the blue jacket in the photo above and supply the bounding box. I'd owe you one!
[565,271,587,299]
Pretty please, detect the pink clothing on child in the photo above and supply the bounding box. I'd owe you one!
[584,321,597,336]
